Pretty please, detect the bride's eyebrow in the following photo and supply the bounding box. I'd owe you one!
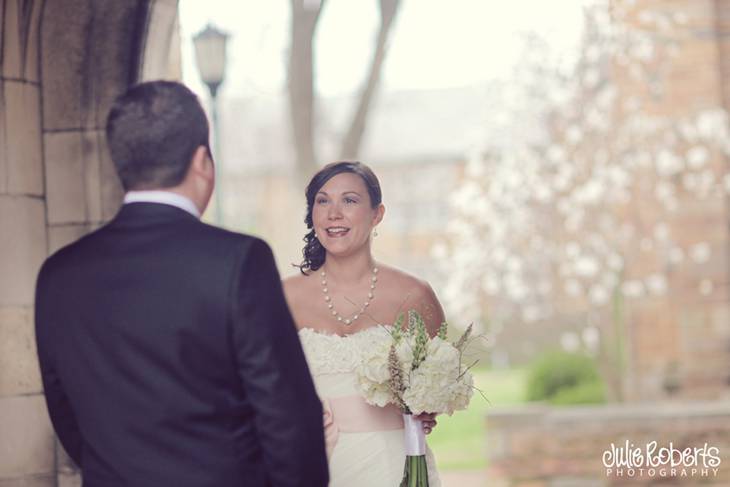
[317,190,361,197]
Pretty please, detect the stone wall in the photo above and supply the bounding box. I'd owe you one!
[0,0,180,485]
[486,402,730,486]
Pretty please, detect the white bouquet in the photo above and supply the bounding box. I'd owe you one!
[355,310,476,487]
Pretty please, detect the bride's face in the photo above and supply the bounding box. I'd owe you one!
[312,172,383,257]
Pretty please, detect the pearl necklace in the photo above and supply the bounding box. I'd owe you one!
[321,266,379,326]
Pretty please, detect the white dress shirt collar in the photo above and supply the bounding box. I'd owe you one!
[123,190,201,219]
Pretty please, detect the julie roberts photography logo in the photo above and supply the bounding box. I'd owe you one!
[603,440,722,479]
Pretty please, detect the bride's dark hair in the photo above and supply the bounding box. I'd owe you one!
[297,161,382,274]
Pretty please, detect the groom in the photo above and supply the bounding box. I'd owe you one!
[34,81,328,487]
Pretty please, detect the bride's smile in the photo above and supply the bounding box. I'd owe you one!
[325,226,350,237]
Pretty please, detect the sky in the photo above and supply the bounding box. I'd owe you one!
[178,0,587,100]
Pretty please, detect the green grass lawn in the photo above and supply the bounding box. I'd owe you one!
[427,368,527,470]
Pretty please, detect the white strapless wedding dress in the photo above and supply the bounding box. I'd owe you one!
[298,326,441,487]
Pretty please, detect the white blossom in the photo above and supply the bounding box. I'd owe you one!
[689,243,711,263]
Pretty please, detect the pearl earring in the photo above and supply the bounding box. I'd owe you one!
[373,227,379,238]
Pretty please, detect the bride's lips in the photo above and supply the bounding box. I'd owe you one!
[325,226,350,238]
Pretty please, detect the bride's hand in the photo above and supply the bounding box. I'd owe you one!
[415,412,438,435]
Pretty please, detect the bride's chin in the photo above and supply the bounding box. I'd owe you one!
[322,241,366,257]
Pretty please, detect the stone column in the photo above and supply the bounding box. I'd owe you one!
[1,0,180,484]
[0,1,56,484]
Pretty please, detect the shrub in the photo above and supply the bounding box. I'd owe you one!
[549,380,605,405]
[526,350,606,405]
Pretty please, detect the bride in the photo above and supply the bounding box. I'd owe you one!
[283,161,443,486]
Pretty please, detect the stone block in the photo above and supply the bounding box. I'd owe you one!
[4,81,43,196]
[81,131,102,223]
[40,0,89,131]
[0,196,47,306]
[47,225,90,255]
[56,438,79,475]
[98,132,123,221]
[0,395,54,477]
[0,0,44,82]
[57,472,82,487]
[0,82,7,194]
[44,132,86,224]
[140,0,181,81]
[41,1,144,131]
[2,0,23,80]
[0,474,55,487]
[86,2,146,129]
[0,307,41,397]
[23,1,43,84]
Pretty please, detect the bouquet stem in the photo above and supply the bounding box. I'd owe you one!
[400,414,429,487]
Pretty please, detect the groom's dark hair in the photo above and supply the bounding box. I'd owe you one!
[106,81,211,191]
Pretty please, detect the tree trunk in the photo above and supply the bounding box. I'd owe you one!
[339,0,401,160]
[288,0,326,181]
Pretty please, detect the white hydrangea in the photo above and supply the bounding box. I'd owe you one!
[402,343,474,415]
[355,327,394,407]
[355,326,475,415]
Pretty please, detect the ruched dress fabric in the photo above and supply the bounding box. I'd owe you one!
[298,326,441,487]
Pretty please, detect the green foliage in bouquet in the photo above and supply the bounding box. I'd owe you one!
[526,350,606,405]
[410,311,429,369]
[437,321,448,340]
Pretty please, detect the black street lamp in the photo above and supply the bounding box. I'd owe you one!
[193,23,230,225]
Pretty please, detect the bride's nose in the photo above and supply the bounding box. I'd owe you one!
[327,203,343,220]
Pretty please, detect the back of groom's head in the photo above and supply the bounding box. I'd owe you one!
[106,81,210,191]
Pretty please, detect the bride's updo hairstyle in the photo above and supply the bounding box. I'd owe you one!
[297,161,382,274]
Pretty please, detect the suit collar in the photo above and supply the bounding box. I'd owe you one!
[123,190,201,218]
[110,202,201,227]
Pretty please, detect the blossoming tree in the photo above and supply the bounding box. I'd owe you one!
[444,0,730,400]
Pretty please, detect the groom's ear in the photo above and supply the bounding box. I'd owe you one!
[189,145,214,182]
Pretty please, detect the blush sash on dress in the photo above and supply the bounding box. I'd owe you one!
[322,396,403,458]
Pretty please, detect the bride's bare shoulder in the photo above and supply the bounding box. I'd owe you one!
[379,263,431,295]
[378,263,444,334]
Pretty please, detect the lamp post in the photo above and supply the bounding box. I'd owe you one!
[193,23,229,225]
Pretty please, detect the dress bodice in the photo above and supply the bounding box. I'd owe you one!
[298,325,392,376]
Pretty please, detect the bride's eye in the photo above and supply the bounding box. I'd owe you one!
[316,197,328,205]
[344,197,358,204]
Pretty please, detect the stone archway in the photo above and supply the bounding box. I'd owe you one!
[0,1,179,484]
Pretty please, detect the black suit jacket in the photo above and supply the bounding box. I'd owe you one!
[35,202,328,487]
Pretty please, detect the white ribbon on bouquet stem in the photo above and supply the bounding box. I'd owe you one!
[403,414,426,456]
